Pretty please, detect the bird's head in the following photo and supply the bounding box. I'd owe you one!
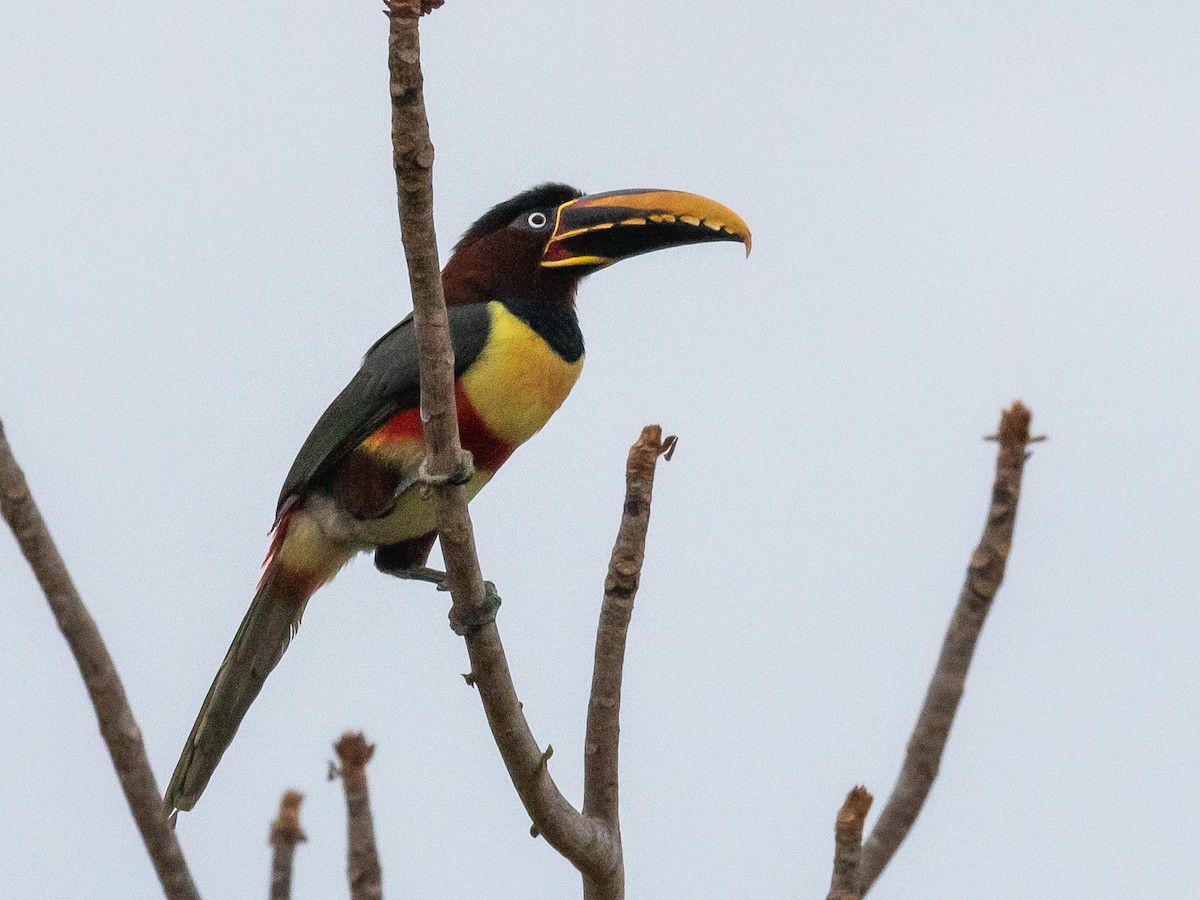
[441,182,751,306]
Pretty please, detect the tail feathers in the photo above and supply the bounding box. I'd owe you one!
[163,567,310,818]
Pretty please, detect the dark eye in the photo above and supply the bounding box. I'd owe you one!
[526,211,549,229]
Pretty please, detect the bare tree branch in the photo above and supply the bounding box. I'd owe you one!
[580,428,676,887]
[335,733,383,900]
[858,401,1035,893]
[827,786,873,900]
[269,790,306,900]
[0,420,201,900]
[384,0,604,864]
[386,1,491,638]
[461,624,618,880]
[384,9,627,896]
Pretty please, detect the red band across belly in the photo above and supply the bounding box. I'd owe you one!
[365,389,515,474]
[455,384,515,471]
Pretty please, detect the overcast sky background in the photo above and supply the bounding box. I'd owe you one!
[3,2,1199,897]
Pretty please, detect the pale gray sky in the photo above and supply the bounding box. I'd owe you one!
[3,3,1199,897]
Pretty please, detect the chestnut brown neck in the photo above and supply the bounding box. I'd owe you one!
[441,229,579,309]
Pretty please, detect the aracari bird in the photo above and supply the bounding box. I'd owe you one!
[164,183,750,815]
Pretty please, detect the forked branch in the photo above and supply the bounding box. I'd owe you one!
[386,7,616,880]
[385,9,680,898]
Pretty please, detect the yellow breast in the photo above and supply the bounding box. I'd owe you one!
[458,301,584,447]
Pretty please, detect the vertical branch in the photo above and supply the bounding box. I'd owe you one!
[386,1,489,636]
[384,9,644,898]
[335,733,384,900]
[581,427,676,892]
[269,790,306,900]
[826,786,873,900]
[384,0,611,877]
[858,402,1036,893]
[0,421,201,900]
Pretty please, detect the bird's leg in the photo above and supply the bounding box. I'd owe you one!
[382,453,475,589]
[384,564,503,636]
[375,535,445,587]
[389,565,451,590]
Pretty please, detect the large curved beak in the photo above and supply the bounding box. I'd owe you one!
[540,189,752,270]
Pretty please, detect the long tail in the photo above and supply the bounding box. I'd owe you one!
[162,566,308,817]
[164,510,345,817]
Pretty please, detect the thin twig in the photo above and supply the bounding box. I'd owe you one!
[858,401,1035,893]
[579,427,676,897]
[335,733,383,900]
[827,786,873,900]
[269,790,306,900]
[0,421,201,900]
[384,7,622,893]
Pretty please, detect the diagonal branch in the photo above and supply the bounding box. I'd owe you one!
[858,401,1036,894]
[0,421,201,900]
[269,790,306,900]
[335,732,383,900]
[827,786,873,900]
[459,623,618,883]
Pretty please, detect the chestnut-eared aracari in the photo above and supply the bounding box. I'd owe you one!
[164,184,750,816]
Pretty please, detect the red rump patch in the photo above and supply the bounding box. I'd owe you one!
[259,503,334,598]
[264,502,296,569]
[258,502,297,592]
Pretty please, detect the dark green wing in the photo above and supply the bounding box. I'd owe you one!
[276,304,493,513]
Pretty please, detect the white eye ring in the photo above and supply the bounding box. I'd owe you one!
[527,211,548,229]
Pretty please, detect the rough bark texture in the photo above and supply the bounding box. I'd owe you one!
[269,790,306,900]
[858,401,1035,893]
[579,427,676,898]
[387,3,489,637]
[827,786,873,900]
[386,0,602,870]
[384,11,639,896]
[462,625,618,874]
[335,733,383,900]
[0,421,201,900]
